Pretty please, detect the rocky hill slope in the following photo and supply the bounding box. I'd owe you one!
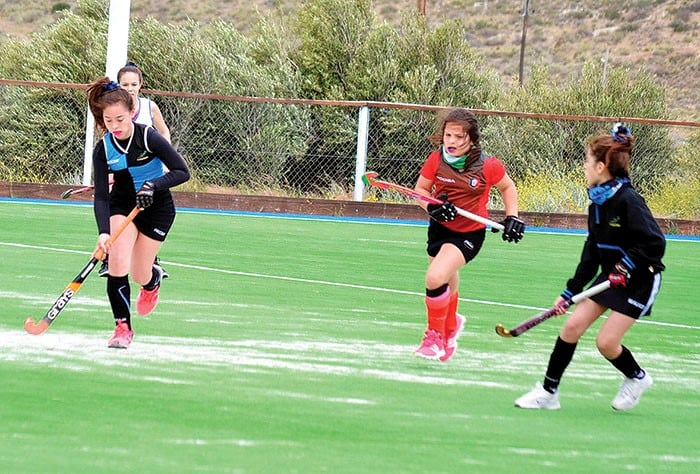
[1,0,698,119]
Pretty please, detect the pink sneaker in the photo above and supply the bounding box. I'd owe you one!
[414,329,445,360]
[108,321,133,349]
[136,285,160,316]
[136,266,164,316]
[440,314,466,362]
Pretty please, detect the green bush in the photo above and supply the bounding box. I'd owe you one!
[647,128,700,218]
[489,62,672,197]
[516,168,588,214]
[0,0,697,219]
[51,3,71,13]
[292,2,501,189]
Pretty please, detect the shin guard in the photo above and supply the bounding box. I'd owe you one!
[425,284,450,338]
[445,291,460,334]
[107,274,131,328]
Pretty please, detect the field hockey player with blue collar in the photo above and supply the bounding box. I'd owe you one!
[86,77,190,348]
[515,123,665,411]
[97,61,172,279]
[413,108,525,361]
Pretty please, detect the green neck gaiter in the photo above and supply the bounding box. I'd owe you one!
[441,146,468,170]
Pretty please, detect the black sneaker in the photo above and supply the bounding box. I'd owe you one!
[98,260,109,278]
[154,256,169,279]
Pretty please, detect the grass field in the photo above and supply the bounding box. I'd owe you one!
[1,199,698,473]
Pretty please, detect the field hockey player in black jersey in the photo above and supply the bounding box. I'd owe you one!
[86,77,190,348]
[515,123,665,411]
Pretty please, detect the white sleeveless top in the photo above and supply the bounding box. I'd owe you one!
[132,97,154,126]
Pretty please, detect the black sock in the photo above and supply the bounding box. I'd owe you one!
[543,336,578,393]
[107,274,131,329]
[143,266,161,291]
[607,345,644,379]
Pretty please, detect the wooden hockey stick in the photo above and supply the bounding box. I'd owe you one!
[24,207,141,335]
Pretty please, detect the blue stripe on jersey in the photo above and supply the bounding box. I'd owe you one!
[597,243,633,267]
[130,158,165,191]
[103,131,166,191]
[104,136,128,171]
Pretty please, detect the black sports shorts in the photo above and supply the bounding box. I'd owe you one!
[427,222,486,263]
[111,200,176,242]
[590,272,663,319]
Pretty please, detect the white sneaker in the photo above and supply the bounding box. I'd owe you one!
[515,382,561,410]
[611,373,653,411]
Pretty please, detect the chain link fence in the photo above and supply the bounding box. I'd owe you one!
[2,80,699,216]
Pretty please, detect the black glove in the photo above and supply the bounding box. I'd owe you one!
[136,181,155,209]
[500,215,525,243]
[427,193,457,222]
[608,261,631,288]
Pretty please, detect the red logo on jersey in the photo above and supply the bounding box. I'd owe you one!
[469,177,480,188]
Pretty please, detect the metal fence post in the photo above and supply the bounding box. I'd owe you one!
[353,105,370,201]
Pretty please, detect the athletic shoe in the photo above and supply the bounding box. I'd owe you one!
[107,321,133,349]
[154,256,169,279]
[515,382,561,410]
[98,260,109,278]
[136,266,164,316]
[414,329,446,360]
[611,372,653,411]
[440,314,466,362]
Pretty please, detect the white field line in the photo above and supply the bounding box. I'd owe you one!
[1,241,699,331]
[1,328,698,396]
[0,328,515,389]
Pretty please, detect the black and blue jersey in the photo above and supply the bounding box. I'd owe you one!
[92,123,189,235]
[566,180,665,296]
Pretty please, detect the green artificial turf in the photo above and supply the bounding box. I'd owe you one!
[1,200,698,473]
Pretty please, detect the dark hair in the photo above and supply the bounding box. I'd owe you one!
[428,108,482,163]
[117,61,143,84]
[587,126,634,178]
[86,77,133,130]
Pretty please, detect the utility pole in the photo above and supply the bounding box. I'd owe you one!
[518,0,532,86]
[601,46,610,86]
[417,0,427,15]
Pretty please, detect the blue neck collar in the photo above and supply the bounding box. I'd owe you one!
[588,177,630,205]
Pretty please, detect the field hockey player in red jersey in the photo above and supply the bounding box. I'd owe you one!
[86,77,190,348]
[413,108,525,361]
[515,123,665,411]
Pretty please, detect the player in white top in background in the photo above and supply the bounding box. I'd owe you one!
[118,61,171,143]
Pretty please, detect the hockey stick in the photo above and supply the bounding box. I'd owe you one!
[61,180,114,199]
[495,280,612,338]
[362,171,504,231]
[23,207,141,335]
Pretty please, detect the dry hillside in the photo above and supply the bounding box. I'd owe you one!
[1,0,698,119]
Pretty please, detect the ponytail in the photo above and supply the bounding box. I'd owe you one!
[86,77,133,130]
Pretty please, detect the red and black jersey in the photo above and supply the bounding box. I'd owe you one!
[420,150,506,232]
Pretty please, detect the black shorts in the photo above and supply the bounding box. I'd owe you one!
[590,272,663,319]
[111,200,176,242]
[427,222,486,263]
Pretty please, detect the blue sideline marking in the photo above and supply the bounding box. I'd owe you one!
[1,196,698,240]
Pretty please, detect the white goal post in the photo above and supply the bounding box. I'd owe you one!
[82,0,132,186]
